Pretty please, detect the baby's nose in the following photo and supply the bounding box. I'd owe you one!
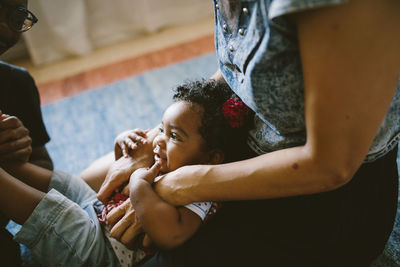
[155,135,166,148]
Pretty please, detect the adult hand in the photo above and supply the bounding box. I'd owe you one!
[97,140,154,203]
[153,164,204,206]
[0,113,32,163]
[106,163,161,248]
[114,129,149,160]
[130,160,161,185]
[107,199,143,249]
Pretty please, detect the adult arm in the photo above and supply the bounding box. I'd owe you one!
[129,163,202,250]
[154,0,400,205]
[96,127,159,202]
[81,127,157,194]
[30,146,53,170]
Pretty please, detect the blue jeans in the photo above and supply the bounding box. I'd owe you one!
[14,170,120,267]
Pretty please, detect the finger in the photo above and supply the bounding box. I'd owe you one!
[0,135,32,154]
[121,183,130,196]
[97,182,119,204]
[109,215,132,240]
[107,200,129,227]
[0,113,9,120]
[142,234,152,248]
[131,161,161,184]
[120,219,143,248]
[109,206,136,240]
[97,172,128,203]
[0,129,16,143]
[133,128,147,137]
[0,146,32,163]
[126,139,137,151]
[120,142,128,158]
[0,126,29,144]
[149,160,162,174]
[129,134,147,145]
[0,116,22,130]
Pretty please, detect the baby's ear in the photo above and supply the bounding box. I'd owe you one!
[208,149,225,164]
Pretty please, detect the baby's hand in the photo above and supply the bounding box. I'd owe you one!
[114,129,149,159]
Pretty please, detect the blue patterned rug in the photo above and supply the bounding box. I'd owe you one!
[8,53,400,266]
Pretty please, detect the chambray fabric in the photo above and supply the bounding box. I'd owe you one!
[13,171,120,267]
[214,0,400,162]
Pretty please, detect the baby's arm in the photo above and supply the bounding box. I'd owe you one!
[130,163,202,250]
[82,127,158,193]
[97,133,156,202]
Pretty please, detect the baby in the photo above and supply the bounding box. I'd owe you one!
[0,80,253,266]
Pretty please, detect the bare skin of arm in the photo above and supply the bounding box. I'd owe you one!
[0,163,52,225]
[30,146,53,170]
[81,127,159,195]
[152,0,400,205]
[129,163,202,250]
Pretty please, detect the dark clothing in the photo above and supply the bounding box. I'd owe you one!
[141,146,398,267]
[0,227,21,267]
[0,61,51,266]
[0,61,50,147]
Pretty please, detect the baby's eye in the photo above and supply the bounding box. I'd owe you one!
[170,132,181,141]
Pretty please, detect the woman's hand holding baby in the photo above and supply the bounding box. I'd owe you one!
[105,162,162,247]
[154,164,207,206]
[107,199,143,248]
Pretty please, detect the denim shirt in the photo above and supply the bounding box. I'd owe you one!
[214,0,400,162]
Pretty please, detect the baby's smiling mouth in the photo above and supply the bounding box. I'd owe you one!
[153,147,167,163]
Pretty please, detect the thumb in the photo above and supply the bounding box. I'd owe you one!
[141,161,161,183]
[97,181,117,204]
[148,160,161,174]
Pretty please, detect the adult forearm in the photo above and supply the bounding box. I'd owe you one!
[0,168,45,225]
[1,162,52,193]
[162,145,356,205]
[30,146,53,170]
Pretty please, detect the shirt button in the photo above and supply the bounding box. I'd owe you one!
[216,3,219,9]
[229,45,234,52]
[243,7,249,14]
[239,28,244,35]
[223,24,227,31]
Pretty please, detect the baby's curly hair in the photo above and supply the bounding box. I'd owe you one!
[173,79,253,162]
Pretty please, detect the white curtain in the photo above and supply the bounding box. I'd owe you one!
[23,0,213,65]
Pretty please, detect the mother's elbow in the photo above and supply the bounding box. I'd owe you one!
[316,158,361,192]
[304,144,362,192]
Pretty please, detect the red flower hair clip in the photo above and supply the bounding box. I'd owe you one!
[222,97,250,128]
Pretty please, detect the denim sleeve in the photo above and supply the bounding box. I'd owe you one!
[269,0,347,19]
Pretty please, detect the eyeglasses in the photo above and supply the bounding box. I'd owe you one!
[0,5,38,32]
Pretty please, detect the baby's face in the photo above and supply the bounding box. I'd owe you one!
[153,101,209,173]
